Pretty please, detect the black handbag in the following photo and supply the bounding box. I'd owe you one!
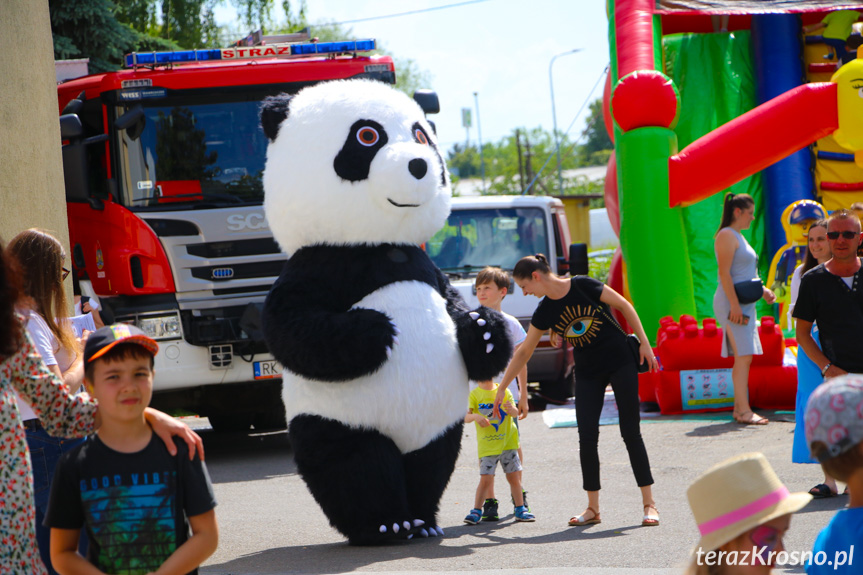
[572,278,650,373]
[733,278,763,305]
[625,333,650,373]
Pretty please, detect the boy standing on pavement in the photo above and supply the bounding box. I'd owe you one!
[474,267,531,517]
[464,379,534,524]
[46,324,218,575]
[804,375,863,574]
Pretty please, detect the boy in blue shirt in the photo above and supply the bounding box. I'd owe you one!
[805,375,863,574]
[45,325,218,575]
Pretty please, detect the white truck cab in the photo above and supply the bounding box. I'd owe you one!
[427,195,584,401]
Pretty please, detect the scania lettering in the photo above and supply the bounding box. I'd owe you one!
[58,33,435,432]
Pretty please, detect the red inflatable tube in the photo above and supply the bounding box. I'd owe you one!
[614,0,657,77]
[603,73,615,145]
[820,181,863,191]
[669,82,838,207]
[604,151,621,236]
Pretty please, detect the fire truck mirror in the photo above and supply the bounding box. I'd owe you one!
[115,105,146,141]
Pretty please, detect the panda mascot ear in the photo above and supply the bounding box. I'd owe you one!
[260,94,293,142]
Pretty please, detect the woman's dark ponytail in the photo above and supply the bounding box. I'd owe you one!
[717,193,755,235]
[513,253,552,279]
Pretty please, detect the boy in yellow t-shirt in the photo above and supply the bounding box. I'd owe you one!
[464,380,535,524]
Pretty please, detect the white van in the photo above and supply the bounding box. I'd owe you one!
[427,195,583,401]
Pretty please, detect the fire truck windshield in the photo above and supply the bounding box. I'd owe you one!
[117,93,271,210]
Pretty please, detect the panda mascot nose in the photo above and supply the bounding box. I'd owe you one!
[408,158,428,180]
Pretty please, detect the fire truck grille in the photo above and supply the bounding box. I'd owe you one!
[187,238,281,258]
[190,261,285,282]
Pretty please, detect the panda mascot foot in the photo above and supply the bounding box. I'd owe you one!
[260,79,512,545]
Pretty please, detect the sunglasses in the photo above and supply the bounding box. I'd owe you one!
[826,231,860,240]
[750,524,782,562]
[62,267,71,281]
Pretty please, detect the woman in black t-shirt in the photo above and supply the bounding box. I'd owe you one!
[492,254,659,527]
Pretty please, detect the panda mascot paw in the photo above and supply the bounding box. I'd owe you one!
[260,79,510,544]
[456,307,514,382]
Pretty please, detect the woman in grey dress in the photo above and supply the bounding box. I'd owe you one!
[713,193,776,425]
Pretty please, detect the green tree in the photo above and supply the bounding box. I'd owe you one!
[581,98,612,155]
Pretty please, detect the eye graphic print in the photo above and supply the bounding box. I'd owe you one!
[555,305,603,347]
[357,126,380,147]
[564,317,594,338]
[415,129,429,145]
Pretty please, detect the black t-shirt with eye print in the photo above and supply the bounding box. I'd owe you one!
[530,276,627,358]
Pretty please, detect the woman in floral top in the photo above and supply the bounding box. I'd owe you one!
[0,242,204,574]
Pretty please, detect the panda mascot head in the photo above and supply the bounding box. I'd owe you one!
[261,79,451,255]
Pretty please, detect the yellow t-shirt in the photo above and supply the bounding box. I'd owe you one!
[822,10,860,41]
[468,384,520,458]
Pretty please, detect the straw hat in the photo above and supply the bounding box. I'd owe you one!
[687,453,812,552]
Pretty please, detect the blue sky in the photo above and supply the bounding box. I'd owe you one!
[214,1,610,154]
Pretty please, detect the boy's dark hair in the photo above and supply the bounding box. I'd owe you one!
[810,440,863,482]
[475,267,511,291]
[84,342,155,382]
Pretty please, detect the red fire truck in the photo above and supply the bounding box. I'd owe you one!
[58,34,436,431]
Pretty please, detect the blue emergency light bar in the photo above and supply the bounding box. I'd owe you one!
[124,39,377,68]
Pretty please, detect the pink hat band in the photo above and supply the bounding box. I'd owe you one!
[697,486,789,536]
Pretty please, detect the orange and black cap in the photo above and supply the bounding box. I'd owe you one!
[84,324,159,366]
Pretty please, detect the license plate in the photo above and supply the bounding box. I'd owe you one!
[253,360,283,380]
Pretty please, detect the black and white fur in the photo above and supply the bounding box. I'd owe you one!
[260,80,512,545]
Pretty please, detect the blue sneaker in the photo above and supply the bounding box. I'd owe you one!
[514,505,535,522]
[464,508,482,525]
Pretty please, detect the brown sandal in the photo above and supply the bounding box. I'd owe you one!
[642,504,659,526]
[733,410,768,425]
[568,507,601,526]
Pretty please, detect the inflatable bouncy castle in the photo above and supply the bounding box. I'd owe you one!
[638,315,797,414]
[605,1,863,334]
[604,2,863,411]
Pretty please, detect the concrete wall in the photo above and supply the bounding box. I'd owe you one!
[0,1,72,302]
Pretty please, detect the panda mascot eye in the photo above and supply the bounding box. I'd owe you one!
[357,127,380,147]
[414,129,428,145]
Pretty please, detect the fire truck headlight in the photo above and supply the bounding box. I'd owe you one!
[138,313,182,340]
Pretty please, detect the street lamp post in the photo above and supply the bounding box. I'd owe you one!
[549,48,582,195]
[474,91,486,193]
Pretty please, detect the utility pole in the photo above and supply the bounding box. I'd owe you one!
[549,48,582,195]
[524,136,534,195]
[515,129,525,191]
[473,91,486,193]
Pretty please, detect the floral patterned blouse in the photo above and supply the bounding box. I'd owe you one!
[0,325,97,574]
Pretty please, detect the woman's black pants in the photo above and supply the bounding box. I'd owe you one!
[574,359,654,492]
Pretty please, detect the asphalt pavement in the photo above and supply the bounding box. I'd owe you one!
[194,405,848,575]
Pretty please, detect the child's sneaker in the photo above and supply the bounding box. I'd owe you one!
[482,498,499,521]
[464,508,482,525]
[514,504,535,522]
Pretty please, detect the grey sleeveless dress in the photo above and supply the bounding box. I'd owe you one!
[713,229,762,357]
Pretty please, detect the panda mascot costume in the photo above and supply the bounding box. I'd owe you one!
[260,79,513,545]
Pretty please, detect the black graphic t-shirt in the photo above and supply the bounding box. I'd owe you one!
[45,434,216,575]
[531,276,627,357]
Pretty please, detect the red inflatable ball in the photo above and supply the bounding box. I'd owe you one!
[611,70,680,132]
